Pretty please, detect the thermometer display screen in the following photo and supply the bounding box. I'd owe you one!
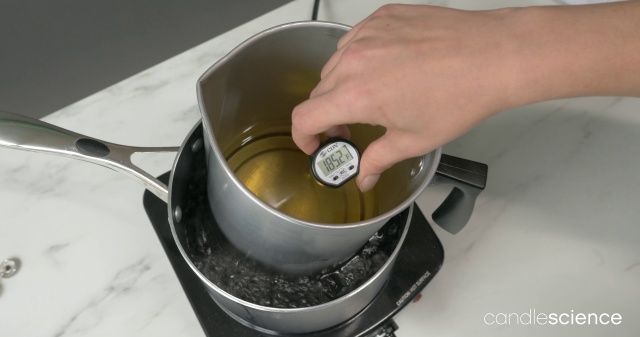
[318,145,354,176]
[311,138,360,187]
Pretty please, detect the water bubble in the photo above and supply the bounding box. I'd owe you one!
[180,160,404,308]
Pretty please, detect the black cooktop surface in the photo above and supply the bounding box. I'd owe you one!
[143,174,444,337]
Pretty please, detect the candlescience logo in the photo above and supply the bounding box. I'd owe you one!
[483,309,623,326]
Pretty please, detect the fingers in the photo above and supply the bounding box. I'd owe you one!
[338,20,367,49]
[356,132,413,192]
[309,73,336,98]
[294,12,383,161]
[323,5,400,79]
[320,17,370,79]
[291,93,365,154]
[320,47,345,80]
[324,125,351,139]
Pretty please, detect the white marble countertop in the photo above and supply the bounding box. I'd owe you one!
[1,0,638,336]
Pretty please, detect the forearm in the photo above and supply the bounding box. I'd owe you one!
[508,1,640,106]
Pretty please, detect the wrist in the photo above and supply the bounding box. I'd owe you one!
[505,2,640,106]
[473,6,560,114]
[500,6,574,107]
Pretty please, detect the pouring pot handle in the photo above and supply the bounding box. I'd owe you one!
[0,111,178,203]
[430,154,488,234]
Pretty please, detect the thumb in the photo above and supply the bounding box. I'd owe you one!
[356,132,411,192]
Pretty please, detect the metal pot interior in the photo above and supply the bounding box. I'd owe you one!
[197,21,433,223]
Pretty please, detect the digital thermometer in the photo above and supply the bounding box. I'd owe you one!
[310,138,360,187]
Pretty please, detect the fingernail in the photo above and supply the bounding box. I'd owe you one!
[358,175,380,192]
[325,128,342,137]
[325,126,350,139]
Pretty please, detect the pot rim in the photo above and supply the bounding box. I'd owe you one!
[196,20,441,230]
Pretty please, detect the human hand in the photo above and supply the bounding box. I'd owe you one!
[292,2,640,192]
[292,5,526,192]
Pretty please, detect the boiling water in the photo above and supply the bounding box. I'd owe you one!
[181,159,405,308]
[223,128,378,224]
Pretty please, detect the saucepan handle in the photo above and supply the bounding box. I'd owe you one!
[429,154,488,234]
[0,111,178,202]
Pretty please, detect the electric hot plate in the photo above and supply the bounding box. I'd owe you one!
[143,174,444,337]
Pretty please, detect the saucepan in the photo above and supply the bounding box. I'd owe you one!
[0,112,483,333]
[0,112,485,334]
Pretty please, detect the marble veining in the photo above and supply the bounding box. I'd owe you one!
[53,258,152,337]
[1,0,638,336]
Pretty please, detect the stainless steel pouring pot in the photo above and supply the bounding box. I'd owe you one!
[197,21,486,275]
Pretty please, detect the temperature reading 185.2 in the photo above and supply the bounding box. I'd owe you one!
[311,139,360,188]
[318,145,354,176]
